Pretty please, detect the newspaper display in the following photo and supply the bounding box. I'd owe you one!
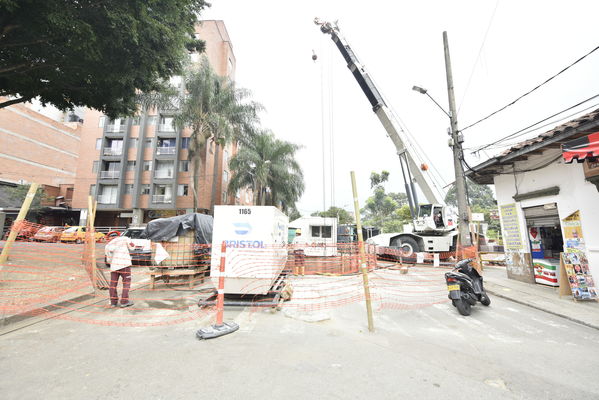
[562,211,598,300]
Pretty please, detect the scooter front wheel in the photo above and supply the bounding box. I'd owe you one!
[454,298,472,316]
[480,292,491,306]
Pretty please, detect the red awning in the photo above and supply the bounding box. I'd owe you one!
[562,131,599,163]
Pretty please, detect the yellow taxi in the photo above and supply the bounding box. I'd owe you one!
[59,226,105,243]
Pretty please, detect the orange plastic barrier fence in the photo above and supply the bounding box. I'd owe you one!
[1,223,478,327]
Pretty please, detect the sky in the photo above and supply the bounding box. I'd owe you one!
[202,0,599,216]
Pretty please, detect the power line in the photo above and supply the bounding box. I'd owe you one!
[473,93,599,153]
[467,100,599,153]
[458,0,500,114]
[461,43,599,132]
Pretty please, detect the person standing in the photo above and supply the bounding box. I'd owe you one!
[105,235,135,308]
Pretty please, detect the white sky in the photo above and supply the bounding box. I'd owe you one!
[202,0,599,216]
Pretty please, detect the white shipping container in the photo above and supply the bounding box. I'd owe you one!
[290,216,338,257]
[211,206,288,295]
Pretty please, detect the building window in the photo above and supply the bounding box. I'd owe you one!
[95,138,102,150]
[89,184,96,196]
[144,138,153,148]
[178,184,188,196]
[92,161,99,173]
[181,137,190,149]
[124,184,134,194]
[129,138,137,148]
[141,185,150,195]
[143,161,152,171]
[223,170,229,183]
[223,149,229,166]
[179,160,189,172]
[147,116,158,125]
[127,161,136,171]
[98,116,106,128]
[159,116,175,132]
[222,191,228,203]
[132,116,141,125]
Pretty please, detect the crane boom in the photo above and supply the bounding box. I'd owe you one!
[315,19,446,206]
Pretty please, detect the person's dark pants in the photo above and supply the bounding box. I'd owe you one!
[109,267,131,305]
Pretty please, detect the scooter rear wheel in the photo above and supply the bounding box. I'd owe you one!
[455,298,471,316]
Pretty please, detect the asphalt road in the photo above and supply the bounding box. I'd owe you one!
[1,293,598,399]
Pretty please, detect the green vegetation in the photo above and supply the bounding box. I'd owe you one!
[0,0,208,117]
[445,178,500,240]
[361,171,413,233]
[311,207,354,224]
[170,58,261,211]
[227,131,304,213]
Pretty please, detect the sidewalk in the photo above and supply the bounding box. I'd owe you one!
[483,266,599,330]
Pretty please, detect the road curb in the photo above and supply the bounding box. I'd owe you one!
[485,287,599,331]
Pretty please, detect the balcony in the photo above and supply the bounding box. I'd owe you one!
[158,124,176,132]
[103,148,123,156]
[99,170,120,179]
[156,146,176,155]
[152,195,172,204]
[154,169,174,179]
[105,124,125,133]
[97,195,116,204]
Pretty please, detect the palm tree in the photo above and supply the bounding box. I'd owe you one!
[228,131,304,212]
[173,57,260,211]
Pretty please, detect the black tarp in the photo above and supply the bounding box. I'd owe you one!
[141,213,213,244]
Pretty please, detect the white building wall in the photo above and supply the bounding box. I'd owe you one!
[493,149,599,279]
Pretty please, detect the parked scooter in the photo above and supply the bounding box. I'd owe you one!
[445,258,490,316]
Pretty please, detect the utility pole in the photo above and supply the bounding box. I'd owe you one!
[443,31,471,247]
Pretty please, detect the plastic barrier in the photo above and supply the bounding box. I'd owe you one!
[1,222,480,327]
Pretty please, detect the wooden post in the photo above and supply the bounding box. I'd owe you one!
[87,196,98,292]
[351,171,374,332]
[0,183,39,267]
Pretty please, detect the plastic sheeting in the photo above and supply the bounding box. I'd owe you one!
[141,213,213,244]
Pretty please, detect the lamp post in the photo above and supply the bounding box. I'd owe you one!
[412,32,471,247]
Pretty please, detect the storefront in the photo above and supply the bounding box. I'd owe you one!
[523,204,563,286]
[467,109,599,301]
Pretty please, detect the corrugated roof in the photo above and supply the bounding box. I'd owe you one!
[468,107,599,184]
[499,107,599,157]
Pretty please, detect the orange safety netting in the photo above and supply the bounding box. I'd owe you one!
[1,223,473,327]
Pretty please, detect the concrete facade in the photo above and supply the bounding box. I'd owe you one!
[72,20,250,227]
[492,150,599,281]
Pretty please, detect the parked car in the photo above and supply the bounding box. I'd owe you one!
[32,226,65,242]
[60,226,105,243]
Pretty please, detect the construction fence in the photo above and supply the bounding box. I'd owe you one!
[0,220,485,327]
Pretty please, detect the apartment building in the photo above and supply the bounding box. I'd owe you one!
[72,20,251,227]
[0,99,83,229]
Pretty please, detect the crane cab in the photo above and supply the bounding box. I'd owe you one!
[413,204,456,234]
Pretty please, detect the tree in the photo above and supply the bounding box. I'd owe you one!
[446,178,499,238]
[165,59,257,211]
[0,0,208,117]
[445,178,496,209]
[361,171,412,233]
[228,131,304,212]
[311,207,354,224]
[4,184,49,220]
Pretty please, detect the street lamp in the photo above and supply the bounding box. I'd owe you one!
[412,86,451,119]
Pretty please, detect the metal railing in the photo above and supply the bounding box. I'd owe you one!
[103,148,123,156]
[97,195,116,204]
[105,124,125,133]
[158,124,176,132]
[154,170,174,179]
[156,147,176,155]
[152,195,172,203]
[99,170,120,179]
